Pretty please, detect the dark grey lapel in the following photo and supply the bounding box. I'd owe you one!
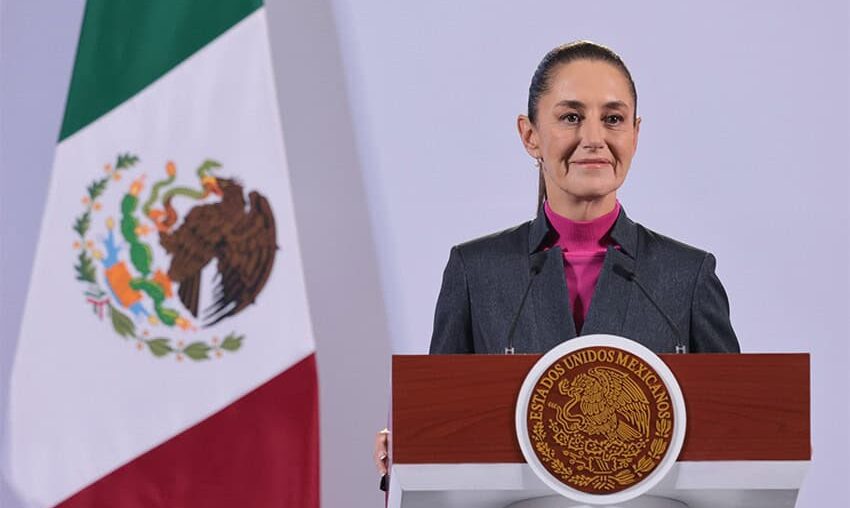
[526,209,574,351]
[582,208,640,336]
[581,247,635,336]
[530,247,575,351]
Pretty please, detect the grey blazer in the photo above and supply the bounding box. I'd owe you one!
[429,207,740,354]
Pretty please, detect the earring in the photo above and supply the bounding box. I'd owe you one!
[535,157,544,170]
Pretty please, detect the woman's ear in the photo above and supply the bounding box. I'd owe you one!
[633,116,641,151]
[517,115,540,159]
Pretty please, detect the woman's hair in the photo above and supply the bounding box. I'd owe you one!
[529,41,637,209]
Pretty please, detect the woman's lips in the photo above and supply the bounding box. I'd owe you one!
[570,159,612,168]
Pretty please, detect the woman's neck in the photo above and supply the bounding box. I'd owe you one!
[544,200,620,251]
[545,194,618,221]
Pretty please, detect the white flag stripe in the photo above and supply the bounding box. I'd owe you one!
[7,9,314,506]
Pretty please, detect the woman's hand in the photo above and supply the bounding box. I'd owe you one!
[374,428,390,475]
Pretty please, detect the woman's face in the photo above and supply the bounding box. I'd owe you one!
[518,59,640,214]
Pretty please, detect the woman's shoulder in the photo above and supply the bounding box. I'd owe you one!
[633,221,716,275]
[452,218,534,262]
[607,209,717,276]
[640,225,710,256]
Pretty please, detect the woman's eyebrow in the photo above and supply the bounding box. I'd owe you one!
[554,100,585,110]
[553,100,630,111]
[603,100,629,111]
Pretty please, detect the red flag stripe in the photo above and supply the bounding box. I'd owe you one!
[56,354,319,508]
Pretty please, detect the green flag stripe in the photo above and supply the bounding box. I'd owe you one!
[59,0,263,141]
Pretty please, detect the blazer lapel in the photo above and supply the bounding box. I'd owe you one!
[525,207,575,351]
[582,208,640,336]
[581,247,635,336]
[530,247,576,350]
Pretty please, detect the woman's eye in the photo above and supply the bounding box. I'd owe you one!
[604,115,624,125]
[561,113,581,124]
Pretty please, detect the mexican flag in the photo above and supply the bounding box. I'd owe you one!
[2,1,318,506]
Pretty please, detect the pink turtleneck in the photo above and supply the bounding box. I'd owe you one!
[543,201,621,333]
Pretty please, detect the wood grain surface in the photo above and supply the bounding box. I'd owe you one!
[391,354,809,464]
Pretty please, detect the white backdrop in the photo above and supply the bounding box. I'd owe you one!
[2,0,849,507]
[329,0,849,506]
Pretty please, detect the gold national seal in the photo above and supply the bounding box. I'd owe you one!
[525,346,675,494]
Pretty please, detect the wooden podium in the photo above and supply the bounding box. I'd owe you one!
[387,354,810,508]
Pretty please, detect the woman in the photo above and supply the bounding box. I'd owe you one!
[375,40,740,477]
[431,40,739,355]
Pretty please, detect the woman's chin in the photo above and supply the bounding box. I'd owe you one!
[558,184,621,203]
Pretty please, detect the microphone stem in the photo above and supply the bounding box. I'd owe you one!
[505,278,535,354]
[630,274,688,354]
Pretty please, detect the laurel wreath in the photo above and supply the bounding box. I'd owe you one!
[532,421,573,478]
[529,410,673,492]
[72,153,245,362]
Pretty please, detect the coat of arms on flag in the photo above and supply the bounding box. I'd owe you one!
[72,153,279,361]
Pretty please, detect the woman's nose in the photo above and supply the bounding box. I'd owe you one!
[579,120,605,150]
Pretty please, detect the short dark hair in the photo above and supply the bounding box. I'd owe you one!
[529,41,638,209]
[527,40,637,125]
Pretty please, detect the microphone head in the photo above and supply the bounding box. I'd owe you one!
[612,263,635,281]
[530,252,548,275]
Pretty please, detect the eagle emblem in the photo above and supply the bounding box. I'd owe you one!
[553,367,650,445]
[71,153,278,361]
[525,346,675,494]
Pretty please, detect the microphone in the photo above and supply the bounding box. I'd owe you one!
[505,254,549,354]
[612,264,688,354]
